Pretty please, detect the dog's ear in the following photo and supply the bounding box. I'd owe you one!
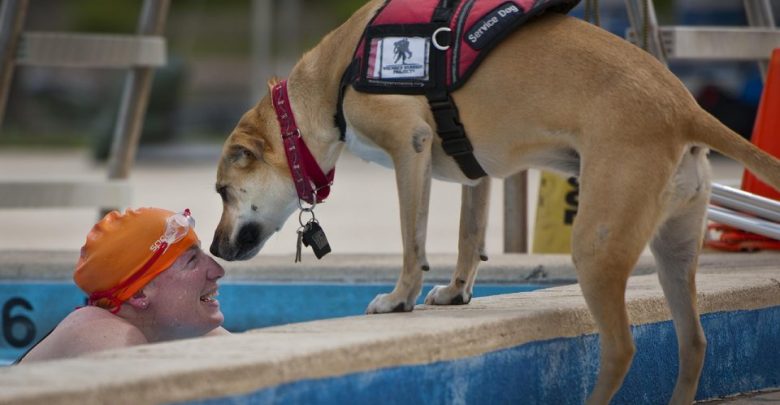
[267,77,281,93]
[227,134,265,169]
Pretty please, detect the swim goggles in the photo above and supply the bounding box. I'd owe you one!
[88,209,196,313]
[150,209,196,253]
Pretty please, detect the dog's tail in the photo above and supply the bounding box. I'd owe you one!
[690,108,780,192]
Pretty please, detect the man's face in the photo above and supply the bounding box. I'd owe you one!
[142,245,226,339]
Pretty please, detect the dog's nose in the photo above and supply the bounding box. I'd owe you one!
[237,222,262,252]
[209,236,222,258]
[210,228,235,260]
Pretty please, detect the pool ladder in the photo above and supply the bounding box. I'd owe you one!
[0,0,170,213]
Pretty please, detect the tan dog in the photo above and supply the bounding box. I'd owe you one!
[211,2,780,403]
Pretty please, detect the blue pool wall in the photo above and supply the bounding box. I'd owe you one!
[0,282,541,362]
[183,306,780,405]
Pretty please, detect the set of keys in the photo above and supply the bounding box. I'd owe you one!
[294,204,331,262]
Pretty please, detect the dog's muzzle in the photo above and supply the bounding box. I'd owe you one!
[210,222,264,261]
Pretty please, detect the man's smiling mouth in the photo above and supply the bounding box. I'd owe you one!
[200,289,219,304]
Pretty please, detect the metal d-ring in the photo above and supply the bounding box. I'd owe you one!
[432,27,452,51]
[297,190,318,211]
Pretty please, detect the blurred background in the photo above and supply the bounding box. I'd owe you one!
[4,0,775,149]
[0,0,772,255]
[3,0,365,153]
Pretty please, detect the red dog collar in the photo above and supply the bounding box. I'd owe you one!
[272,80,335,205]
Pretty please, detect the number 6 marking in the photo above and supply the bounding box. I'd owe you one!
[2,298,36,348]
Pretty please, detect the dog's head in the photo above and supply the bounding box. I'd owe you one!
[210,80,299,261]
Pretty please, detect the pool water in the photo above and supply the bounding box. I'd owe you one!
[0,282,544,364]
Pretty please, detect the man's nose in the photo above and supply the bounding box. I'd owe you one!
[206,256,225,280]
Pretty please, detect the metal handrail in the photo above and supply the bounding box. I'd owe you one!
[17,32,166,68]
[707,205,780,240]
[710,183,780,223]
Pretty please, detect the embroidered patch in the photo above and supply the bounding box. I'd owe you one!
[465,2,525,50]
[368,36,430,80]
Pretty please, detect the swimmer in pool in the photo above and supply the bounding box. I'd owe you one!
[17,207,229,363]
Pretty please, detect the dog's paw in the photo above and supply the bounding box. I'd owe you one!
[365,293,415,314]
[424,285,472,305]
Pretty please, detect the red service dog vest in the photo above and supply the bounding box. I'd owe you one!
[336,0,581,178]
[349,0,579,93]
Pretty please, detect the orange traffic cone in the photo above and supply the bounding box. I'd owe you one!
[706,48,780,252]
[741,48,780,200]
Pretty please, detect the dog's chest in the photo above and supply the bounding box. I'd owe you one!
[345,125,394,169]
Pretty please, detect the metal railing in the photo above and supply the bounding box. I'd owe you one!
[709,184,780,240]
[0,0,170,213]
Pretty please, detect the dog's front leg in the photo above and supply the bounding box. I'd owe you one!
[366,126,433,314]
[425,179,490,305]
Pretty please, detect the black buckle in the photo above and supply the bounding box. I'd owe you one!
[429,98,462,129]
[433,109,461,128]
[428,98,453,111]
[441,137,474,157]
[425,86,487,179]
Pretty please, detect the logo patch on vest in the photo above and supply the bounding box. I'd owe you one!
[465,2,525,50]
[368,36,430,80]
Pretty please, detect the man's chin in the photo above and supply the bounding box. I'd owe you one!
[211,310,225,327]
[199,314,225,336]
[198,302,225,326]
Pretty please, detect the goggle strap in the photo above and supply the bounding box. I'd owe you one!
[87,241,168,311]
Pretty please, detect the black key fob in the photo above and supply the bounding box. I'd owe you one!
[301,221,331,259]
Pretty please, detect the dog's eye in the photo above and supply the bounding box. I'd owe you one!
[217,186,229,203]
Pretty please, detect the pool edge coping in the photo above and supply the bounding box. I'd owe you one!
[0,258,777,404]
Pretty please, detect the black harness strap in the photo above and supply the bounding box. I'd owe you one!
[427,0,487,179]
[426,89,486,179]
[335,60,356,141]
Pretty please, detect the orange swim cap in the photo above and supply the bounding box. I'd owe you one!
[73,207,198,311]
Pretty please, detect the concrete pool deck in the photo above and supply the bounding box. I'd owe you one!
[0,251,778,404]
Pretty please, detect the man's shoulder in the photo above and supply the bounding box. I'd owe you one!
[60,307,148,345]
[21,307,147,362]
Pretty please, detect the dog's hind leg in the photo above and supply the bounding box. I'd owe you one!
[572,145,677,404]
[365,124,434,314]
[650,147,711,405]
[425,179,490,305]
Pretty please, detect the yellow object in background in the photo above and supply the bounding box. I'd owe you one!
[533,172,579,253]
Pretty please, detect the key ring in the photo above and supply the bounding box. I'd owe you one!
[297,188,322,227]
[298,207,317,228]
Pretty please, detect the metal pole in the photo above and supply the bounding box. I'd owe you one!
[0,0,28,129]
[708,205,780,240]
[743,0,776,81]
[250,0,273,104]
[711,183,780,222]
[504,171,528,253]
[278,0,301,68]
[624,0,667,64]
[107,0,170,180]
